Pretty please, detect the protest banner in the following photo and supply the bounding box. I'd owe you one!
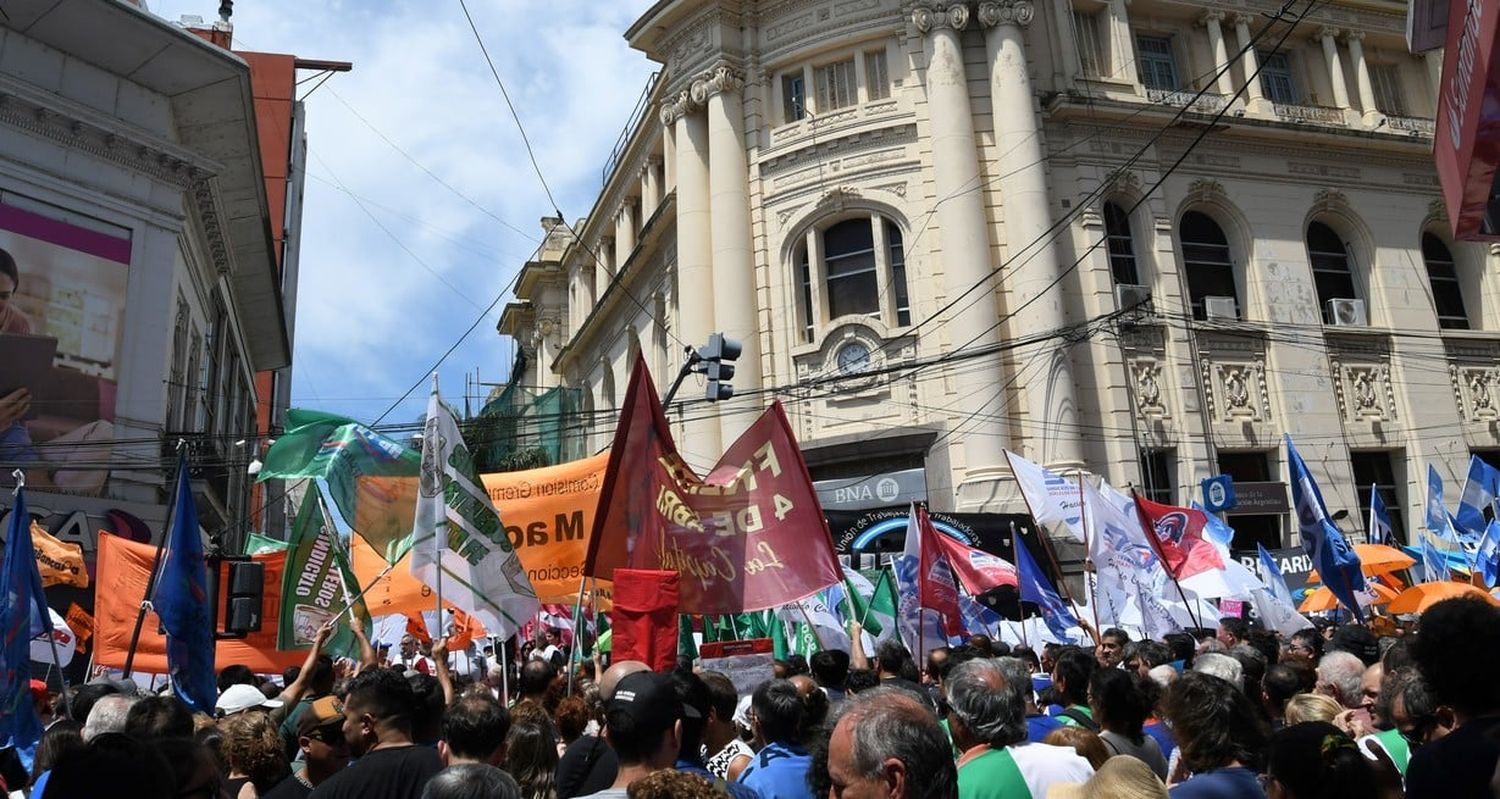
[698,638,775,696]
[586,357,843,614]
[277,491,370,651]
[481,453,609,605]
[29,522,88,589]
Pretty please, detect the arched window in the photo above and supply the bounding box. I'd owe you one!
[796,214,911,343]
[1423,232,1469,330]
[1306,221,1359,322]
[1104,201,1140,286]
[1180,211,1237,319]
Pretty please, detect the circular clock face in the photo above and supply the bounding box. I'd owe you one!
[837,341,872,375]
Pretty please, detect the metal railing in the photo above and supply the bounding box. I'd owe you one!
[1145,87,1228,114]
[1271,103,1346,125]
[1386,115,1435,136]
[602,71,661,186]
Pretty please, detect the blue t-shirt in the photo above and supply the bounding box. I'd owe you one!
[1168,767,1262,799]
[1144,720,1177,760]
[678,759,759,799]
[738,741,813,799]
[1026,713,1063,743]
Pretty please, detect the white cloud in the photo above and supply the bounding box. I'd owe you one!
[167,0,659,422]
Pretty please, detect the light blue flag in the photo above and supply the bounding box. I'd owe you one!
[957,592,1004,637]
[1478,521,1500,589]
[1257,544,1296,607]
[1427,465,1451,539]
[1421,536,1451,584]
[1,484,53,771]
[1368,485,1393,546]
[1287,435,1365,621]
[1456,456,1500,536]
[1192,501,1236,550]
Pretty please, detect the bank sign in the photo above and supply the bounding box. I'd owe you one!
[1436,0,1500,240]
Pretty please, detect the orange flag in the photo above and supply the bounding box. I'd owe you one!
[32,522,88,588]
[351,534,467,618]
[66,602,95,654]
[446,609,486,650]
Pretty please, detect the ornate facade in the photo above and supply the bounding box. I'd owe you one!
[500,0,1494,552]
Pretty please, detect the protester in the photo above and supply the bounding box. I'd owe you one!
[82,693,139,740]
[1051,647,1098,730]
[1263,722,1378,799]
[222,707,293,798]
[219,682,286,719]
[1285,630,1322,663]
[1313,652,1365,710]
[1121,642,1172,679]
[739,679,813,799]
[811,649,850,705]
[575,671,683,799]
[41,731,177,799]
[874,640,929,706]
[1088,669,1167,779]
[1215,618,1248,649]
[422,763,522,799]
[1281,694,1342,727]
[507,718,561,799]
[1188,654,1241,688]
[1159,672,1268,798]
[944,658,1093,799]
[1406,596,1500,799]
[826,687,956,799]
[556,660,648,799]
[1044,727,1111,770]
[124,694,195,741]
[1097,629,1130,669]
[701,671,755,782]
[668,670,756,799]
[626,769,720,799]
[1261,664,1313,728]
[991,656,1057,744]
[1049,755,1169,799]
[440,692,510,768]
[262,696,351,799]
[309,667,444,798]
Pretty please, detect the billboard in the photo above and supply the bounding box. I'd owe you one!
[1434,0,1500,239]
[0,200,130,494]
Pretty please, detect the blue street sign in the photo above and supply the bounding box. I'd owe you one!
[1202,474,1237,513]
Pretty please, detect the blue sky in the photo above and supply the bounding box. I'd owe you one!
[152,0,659,428]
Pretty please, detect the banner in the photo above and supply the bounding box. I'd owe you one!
[65,602,93,654]
[481,453,608,604]
[585,358,843,614]
[93,533,304,673]
[277,490,370,651]
[28,521,87,588]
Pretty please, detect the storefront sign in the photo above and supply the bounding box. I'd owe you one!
[1227,481,1290,514]
[814,468,926,511]
[1435,0,1500,239]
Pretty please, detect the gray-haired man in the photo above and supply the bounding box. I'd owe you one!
[944,659,1092,799]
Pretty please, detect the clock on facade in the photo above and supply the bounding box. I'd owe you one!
[836,340,872,375]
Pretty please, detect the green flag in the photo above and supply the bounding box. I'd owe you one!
[771,615,789,660]
[792,621,820,658]
[277,490,371,652]
[859,568,899,641]
[258,409,421,561]
[678,615,699,662]
[243,533,288,556]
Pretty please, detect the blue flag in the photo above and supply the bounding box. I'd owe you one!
[1013,533,1077,640]
[1479,521,1500,589]
[1286,436,1365,621]
[1191,500,1236,552]
[151,456,216,714]
[1427,465,1450,538]
[1368,485,1393,546]
[1421,536,1451,584]
[1,485,54,770]
[1257,544,1295,607]
[1456,456,1500,536]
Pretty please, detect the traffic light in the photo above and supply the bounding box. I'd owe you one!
[700,333,741,402]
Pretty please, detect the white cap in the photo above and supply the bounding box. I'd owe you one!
[215,683,284,717]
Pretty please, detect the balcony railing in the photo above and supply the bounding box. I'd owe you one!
[602,71,661,186]
[1146,87,1228,114]
[1386,115,1436,136]
[1271,103,1346,125]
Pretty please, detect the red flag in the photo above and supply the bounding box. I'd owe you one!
[611,569,679,672]
[912,506,965,638]
[1133,495,1227,580]
[405,613,432,646]
[585,357,843,614]
[930,532,1018,595]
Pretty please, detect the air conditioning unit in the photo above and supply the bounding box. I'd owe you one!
[1203,296,1238,320]
[1326,298,1368,326]
[1115,283,1153,312]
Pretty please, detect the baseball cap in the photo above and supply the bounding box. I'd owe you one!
[296,695,346,738]
[215,683,284,717]
[608,672,696,735]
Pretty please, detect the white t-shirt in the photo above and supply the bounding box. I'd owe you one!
[531,644,561,663]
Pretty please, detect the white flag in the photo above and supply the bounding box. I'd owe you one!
[412,377,539,639]
[1005,451,1086,542]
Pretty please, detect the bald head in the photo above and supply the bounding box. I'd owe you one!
[599,660,650,700]
[789,674,818,698]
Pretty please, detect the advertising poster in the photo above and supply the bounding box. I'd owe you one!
[0,199,130,495]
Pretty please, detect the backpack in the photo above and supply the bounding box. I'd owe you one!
[1058,707,1100,732]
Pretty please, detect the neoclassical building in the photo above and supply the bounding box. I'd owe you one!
[499,0,1498,553]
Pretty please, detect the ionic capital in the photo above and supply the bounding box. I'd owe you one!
[1316,25,1342,42]
[978,0,1034,29]
[1343,30,1366,43]
[1198,9,1226,27]
[912,3,973,34]
[699,62,746,98]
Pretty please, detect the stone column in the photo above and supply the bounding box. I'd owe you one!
[703,63,763,444]
[1318,27,1353,110]
[1201,11,1235,98]
[980,0,1083,472]
[663,90,720,453]
[913,2,1012,498]
[662,125,677,194]
[615,201,636,269]
[640,155,662,221]
[1234,14,1267,111]
[1344,32,1383,126]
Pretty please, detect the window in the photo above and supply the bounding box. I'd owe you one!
[783,73,807,121]
[1103,202,1140,286]
[815,59,857,112]
[1306,221,1359,321]
[168,294,190,430]
[797,214,912,342]
[865,50,890,101]
[1370,64,1407,117]
[1139,449,1175,505]
[1075,10,1105,79]
[1423,233,1469,330]
[1216,452,1282,550]
[1258,50,1298,105]
[1180,211,1237,320]
[1351,451,1406,544]
[1136,35,1179,92]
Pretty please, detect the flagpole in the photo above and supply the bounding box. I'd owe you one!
[430,375,446,652]
[12,473,74,720]
[124,443,185,678]
[1130,489,1203,630]
[1076,473,1102,636]
[1002,453,1086,615]
[500,635,509,705]
[566,573,585,696]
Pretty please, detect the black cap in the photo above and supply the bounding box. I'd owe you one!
[608,672,698,735]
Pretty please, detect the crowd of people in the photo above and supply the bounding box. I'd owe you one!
[4,595,1498,799]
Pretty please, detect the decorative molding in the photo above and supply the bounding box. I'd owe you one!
[1451,362,1500,423]
[1198,9,1226,26]
[1315,25,1343,41]
[1187,178,1226,204]
[911,2,971,33]
[1131,359,1169,420]
[701,62,745,98]
[1312,187,1351,214]
[1427,198,1448,222]
[977,0,1034,28]
[1329,354,1396,423]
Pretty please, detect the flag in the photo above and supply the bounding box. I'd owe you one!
[1082,478,1150,629]
[244,532,290,556]
[1456,456,1500,535]
[778,593,849,653]
[1287,435,1365,621]
[929,531,1018,595]
[827,568,885,638]
[1133,495,1227,580]
[259,409,422,561]
[1426,464,1449,537]
[1192,501,1235,555]
[277,488,370,652]
[1478,520,1500,589]
[1,485,53,769]
[1257,544,1296,606]
[28,522,87,589]
[678,615,698,661]
[1368,485,1394,546]
[1012,531,1078,640]
[905,504,964,637]
[1004,451,1086,541]
[65,602,94,654]
[1421,535,1451,583]
[150,455,217,715]
[958,592,1003,637]
[411,377,540,639]
[585,357,843,613]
